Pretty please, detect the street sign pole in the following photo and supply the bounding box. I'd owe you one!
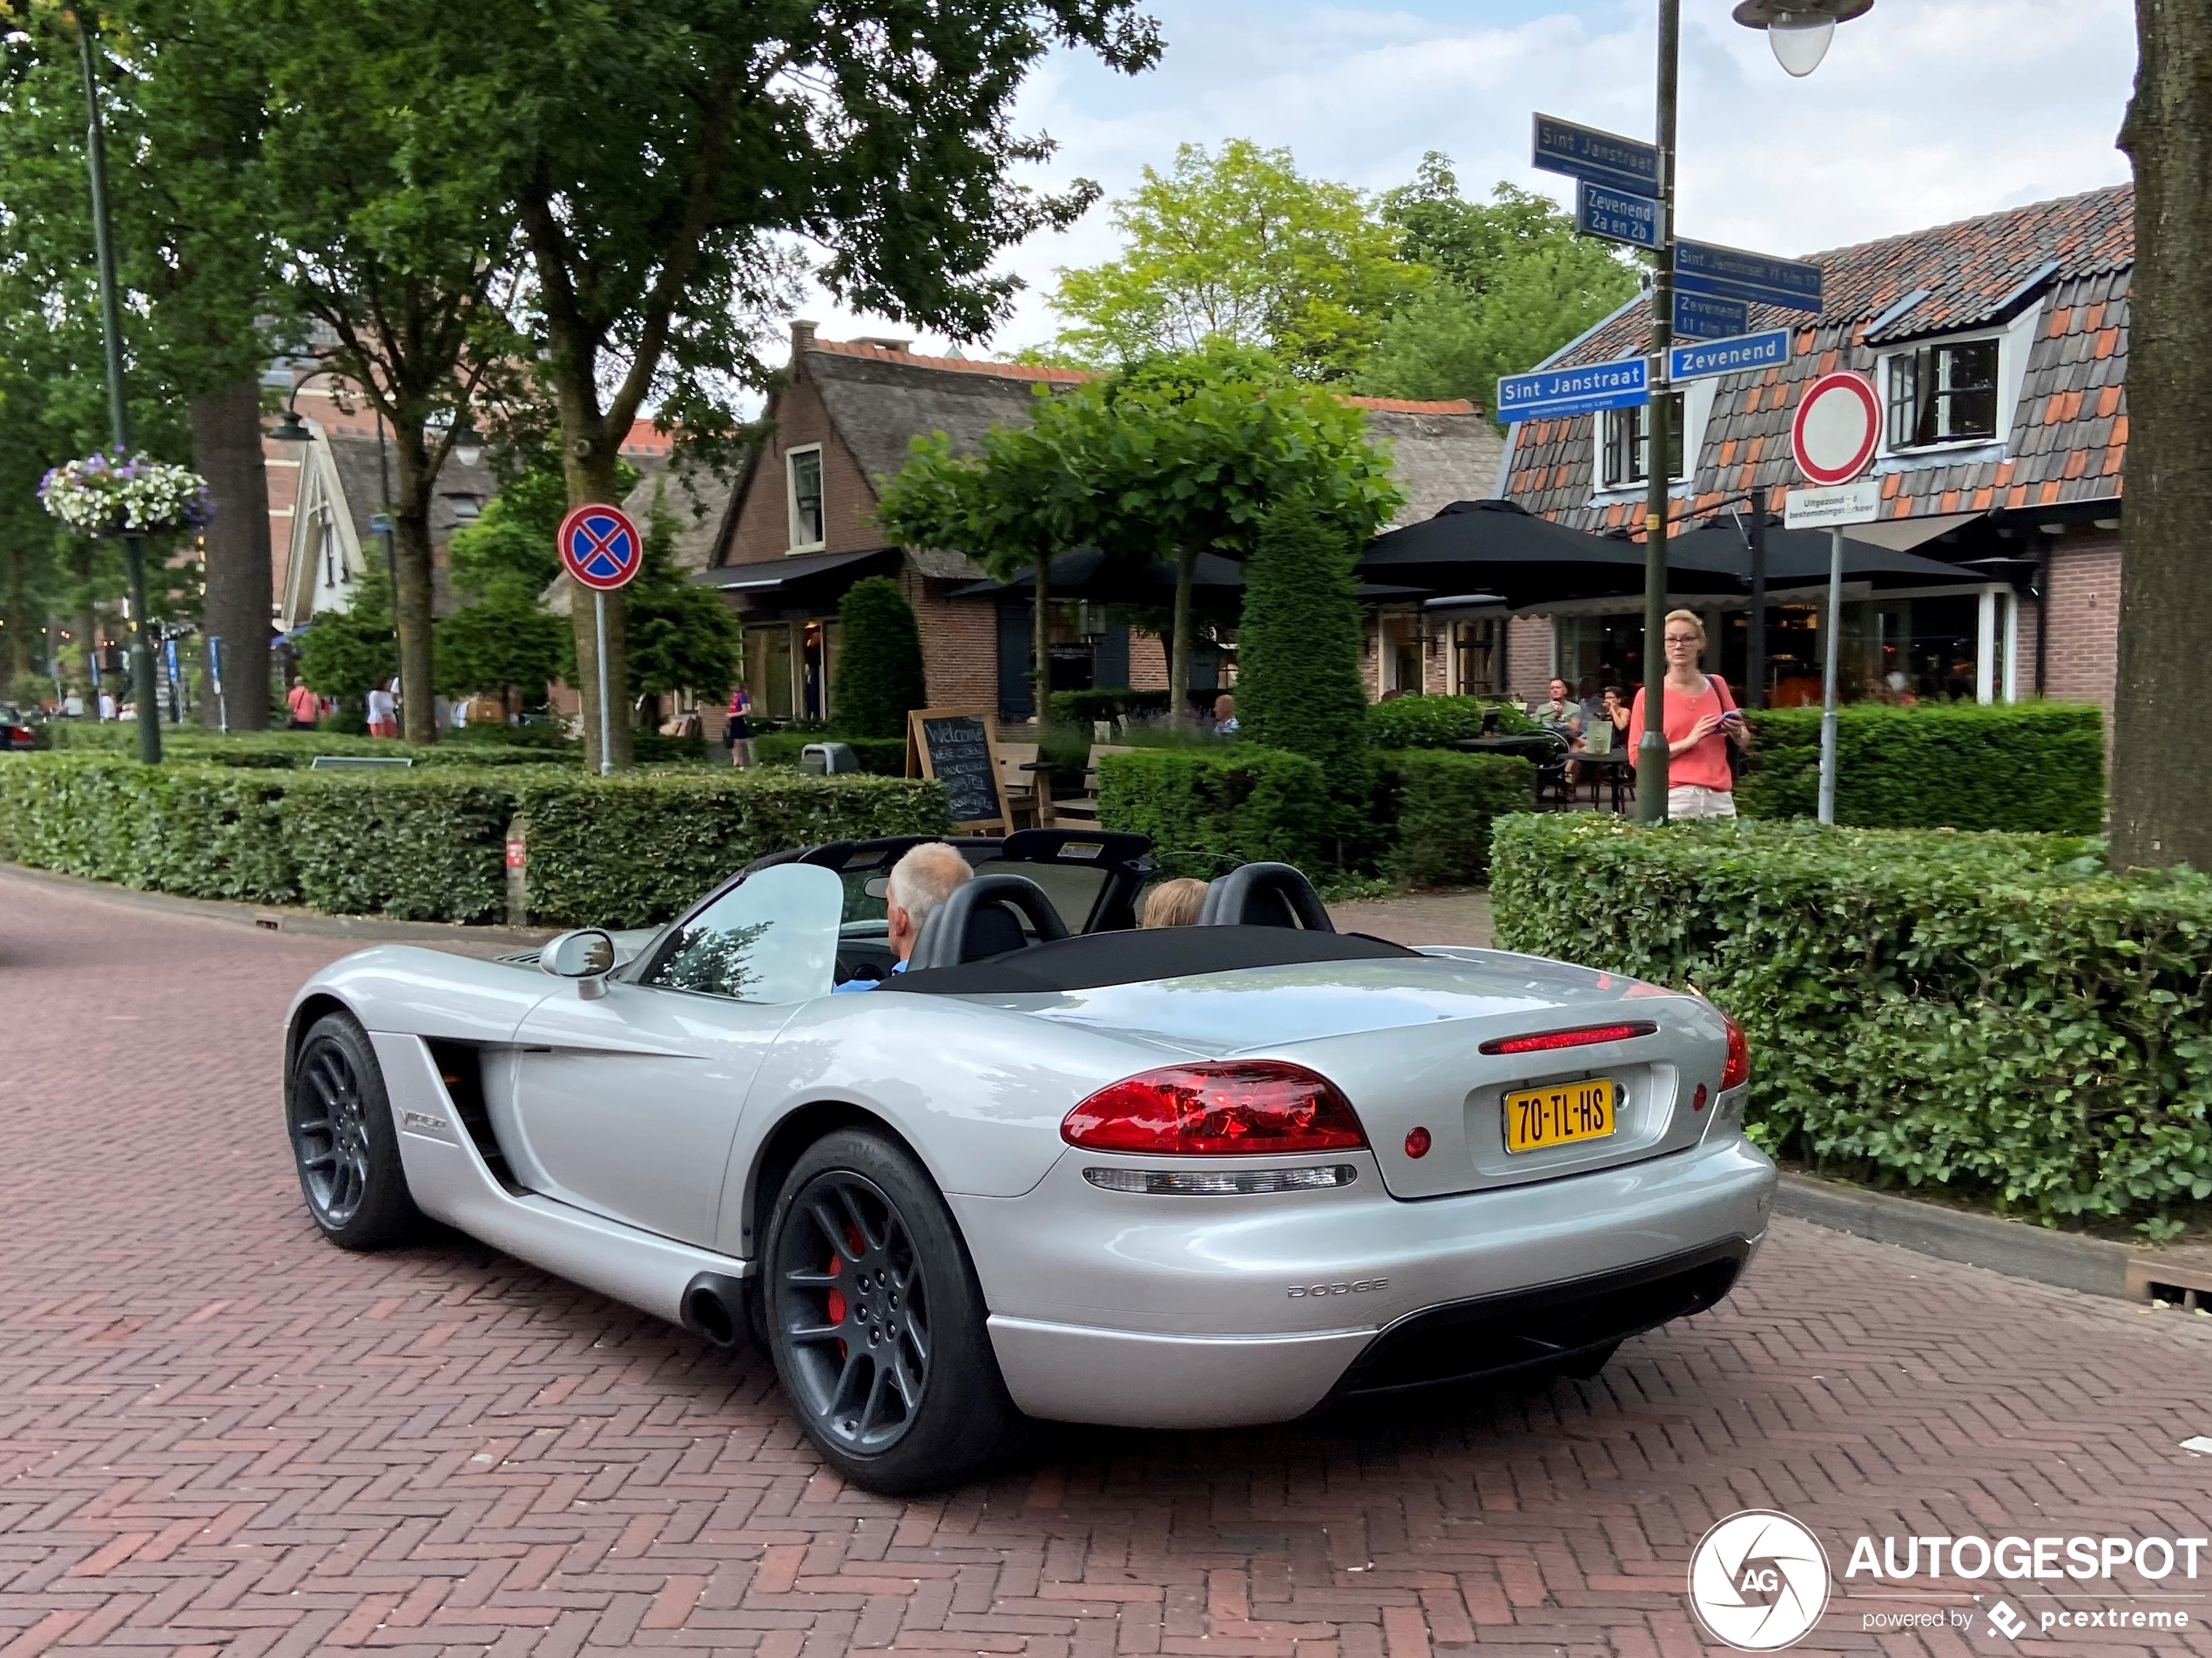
[1636,0,1681,825]
[1746,491,1767,711]
[1818,527,1844,824]
[594,590,613,778]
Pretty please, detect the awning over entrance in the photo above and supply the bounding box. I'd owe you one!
[692,547,898,594]
[1841,509,1986,553]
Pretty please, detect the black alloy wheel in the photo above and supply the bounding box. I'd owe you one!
[774,1170,930,1455]
[286,1011,421,1249]
[762,1129,1028,1492]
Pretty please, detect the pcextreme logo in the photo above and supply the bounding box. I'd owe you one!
[1689,1511,1833,1651]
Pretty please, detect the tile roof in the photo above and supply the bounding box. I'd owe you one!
[1502,184,2132,535]
[809,339,1092,383]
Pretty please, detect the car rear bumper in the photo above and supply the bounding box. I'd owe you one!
[959,1136,1774,1427]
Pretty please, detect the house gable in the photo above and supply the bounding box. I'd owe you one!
[1502,184,2132,531]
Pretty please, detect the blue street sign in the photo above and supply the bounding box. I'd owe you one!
[1674,290,1749,342]
[1575,180,1660,250]
[1496,354,1649,424]
[1669,328,1792,383]
[1676,239,1824,313]
[1532,113,1662,198]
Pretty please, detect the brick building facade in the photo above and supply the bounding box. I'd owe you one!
[699,326,1504,726]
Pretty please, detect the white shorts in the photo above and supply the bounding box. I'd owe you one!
[1668,784,1737,819]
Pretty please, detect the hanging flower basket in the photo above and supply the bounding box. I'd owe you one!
[38,449,210,537]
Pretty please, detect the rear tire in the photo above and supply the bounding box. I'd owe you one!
[763,1129,1028,1493]
[286,1011,422,1250]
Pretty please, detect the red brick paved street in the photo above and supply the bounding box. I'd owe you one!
[3,875,2210,1658]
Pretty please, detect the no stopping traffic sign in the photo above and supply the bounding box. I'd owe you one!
[557,503,644,591]
[1791,372,1881,488]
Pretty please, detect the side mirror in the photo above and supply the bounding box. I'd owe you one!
[540,928,616,999]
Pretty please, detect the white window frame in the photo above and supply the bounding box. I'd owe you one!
[1874,303,2042,464]
[786,444,826,553]
[1589,379,1717,502]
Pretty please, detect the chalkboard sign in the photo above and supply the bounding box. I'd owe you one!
[907,707,1010,831]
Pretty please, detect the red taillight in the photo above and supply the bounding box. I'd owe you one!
[1721,1014,1750,1091]
[1062,1062,1367,1156]
[1478,1020,1657,1056]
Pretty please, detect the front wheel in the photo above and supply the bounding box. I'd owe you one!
[763,1129,1028,1493]
[286,1010,422,1250]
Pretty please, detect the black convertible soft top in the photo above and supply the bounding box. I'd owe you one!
[879,925,1416,995]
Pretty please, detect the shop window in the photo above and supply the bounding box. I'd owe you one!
[786,447,825,550]
[1886,340,1999,449]
[1453,617,1506,697]
[1601,394,1686,489]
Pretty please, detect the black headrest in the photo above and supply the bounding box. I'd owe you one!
[1196,862,1334,932]
[908,873,1072,970]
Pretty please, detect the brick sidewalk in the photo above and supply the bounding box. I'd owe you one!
[3,879,2209,1657]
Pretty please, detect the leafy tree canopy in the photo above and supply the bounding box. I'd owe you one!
[1360,157,1640,411]
[1041,140,1424,381]
[617,492,742,704]
[297,565,397,701]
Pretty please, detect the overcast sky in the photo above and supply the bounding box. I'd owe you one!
[799,0,2137,361]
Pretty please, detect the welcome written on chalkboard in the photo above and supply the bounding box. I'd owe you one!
[908,707,1008,828]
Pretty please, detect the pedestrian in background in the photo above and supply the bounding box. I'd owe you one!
[726,684,753,768]
[286,681,318,728]
[366,681,398,738]
[1627,610,1747,819]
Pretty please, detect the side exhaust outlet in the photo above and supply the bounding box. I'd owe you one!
[681,1271,750,1353]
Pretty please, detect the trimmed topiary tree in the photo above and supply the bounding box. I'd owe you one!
[1238,492,1373,805]
[831,575,928,739]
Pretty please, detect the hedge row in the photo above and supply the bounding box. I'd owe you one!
[1096,746,1328,877]
[751,731,908,776]
[1739,702,2104,832]
[0,754,948,927]
[1366,694,1538,747]
[43,725,572,770]
[1490,814,2212,1225]
[1095,744,1533,888]
[1377,751,1535,886]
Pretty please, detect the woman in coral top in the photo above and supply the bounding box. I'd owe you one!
[1627,610,1749,819]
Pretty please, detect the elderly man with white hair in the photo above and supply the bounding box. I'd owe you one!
[833,841,973,992]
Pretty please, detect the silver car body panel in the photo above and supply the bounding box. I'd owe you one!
[286,935,1776,1430]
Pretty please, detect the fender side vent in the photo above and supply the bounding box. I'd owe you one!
[425,1039,524,1195]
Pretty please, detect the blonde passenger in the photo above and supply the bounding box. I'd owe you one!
[1140,878,1209,929]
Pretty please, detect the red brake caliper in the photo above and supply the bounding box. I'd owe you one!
[825,1223,866,1362]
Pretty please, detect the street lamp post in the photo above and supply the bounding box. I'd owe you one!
[73,11,159,765]
[1632,0,1871,819]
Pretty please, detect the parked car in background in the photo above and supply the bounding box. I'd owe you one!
[0,704,42,751]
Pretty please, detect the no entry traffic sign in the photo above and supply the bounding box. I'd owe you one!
[1791,372,1881,488]
[558,503,644,591]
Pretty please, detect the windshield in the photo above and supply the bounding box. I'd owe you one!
[643,862,843,1001]
[837,853,1108,934]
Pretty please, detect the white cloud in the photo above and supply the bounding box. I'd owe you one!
[796,0,2135,359]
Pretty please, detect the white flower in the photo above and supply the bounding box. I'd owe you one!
[39,450,210,536]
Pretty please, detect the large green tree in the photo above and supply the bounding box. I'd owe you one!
[449,0,1159,772]
[1049,341,1401,711]
[1359,157,1639,413]
[2111,0,2211,871]
[1042,139,1423,380]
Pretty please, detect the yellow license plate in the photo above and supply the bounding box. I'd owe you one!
[1503,1077,1618,1153]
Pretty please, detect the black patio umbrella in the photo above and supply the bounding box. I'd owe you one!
[1358,499,1747,606]
[1663,515,1982,589]
[954,547,1428,603]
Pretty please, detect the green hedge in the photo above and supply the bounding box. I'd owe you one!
[751,731,909,776]
[1366,694,1537,749]
[1738,702,2104,832]
[41,725,570,770]
[1490,814,2212,1225]
[1097,745,1327,877]
[513,771,948,927]
[1377,751,1534,886]
[0,753,948,927]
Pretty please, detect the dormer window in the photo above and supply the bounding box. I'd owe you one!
[1601,394,1686,489]
[1886,340,1999,449]
[786,446,825,551]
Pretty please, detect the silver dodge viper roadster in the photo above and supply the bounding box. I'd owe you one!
[284,829,1776,1492]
